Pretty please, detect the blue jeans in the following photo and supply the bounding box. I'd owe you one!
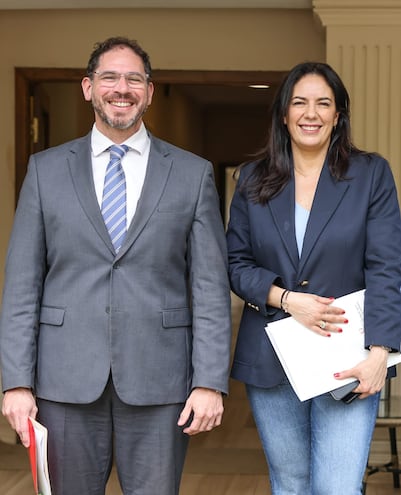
[247,380,380,495]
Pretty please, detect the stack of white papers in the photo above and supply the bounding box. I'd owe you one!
[265,290,401,401]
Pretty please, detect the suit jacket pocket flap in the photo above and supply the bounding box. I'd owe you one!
[39,306,65,326]
[162,308,192,328]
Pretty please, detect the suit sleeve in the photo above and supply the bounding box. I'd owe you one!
[0,156,47,392]
[187,162,232,394]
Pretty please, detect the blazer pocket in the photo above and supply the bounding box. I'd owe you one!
[162,308,192,328]
[155,208,190,216]
[39,306,65,326]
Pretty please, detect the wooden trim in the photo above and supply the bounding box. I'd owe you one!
[15,67,86,204]
[151,69,287,85]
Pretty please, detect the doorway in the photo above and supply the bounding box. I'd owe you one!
[15,68,286,210]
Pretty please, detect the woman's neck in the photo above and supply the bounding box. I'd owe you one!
[293,148,328,211]
[292,146,328,178]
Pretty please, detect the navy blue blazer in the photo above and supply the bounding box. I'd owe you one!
[227,153,401,389]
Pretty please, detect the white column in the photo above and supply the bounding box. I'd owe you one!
[314,0,401,193]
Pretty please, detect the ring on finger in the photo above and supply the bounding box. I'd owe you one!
[319,320,327,329]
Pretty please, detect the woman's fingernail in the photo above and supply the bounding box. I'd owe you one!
[338,328,343,333]
[343,319,349,323]
[334,373,340,378]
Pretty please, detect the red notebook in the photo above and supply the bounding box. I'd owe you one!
[27,417,52,495]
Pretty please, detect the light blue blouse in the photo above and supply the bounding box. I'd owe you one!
[295,203,310,257]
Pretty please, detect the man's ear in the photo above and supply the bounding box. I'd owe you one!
[81,77,92,102]
[146,81,154,107]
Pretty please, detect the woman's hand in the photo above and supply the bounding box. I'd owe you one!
[334,346,388,398]
[284,291,348,336]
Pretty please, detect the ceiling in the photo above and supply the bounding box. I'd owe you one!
[0,0,312,9]
[177,83,274,108]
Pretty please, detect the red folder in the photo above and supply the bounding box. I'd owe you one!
[27,417,52,495]
[27,418,38,493]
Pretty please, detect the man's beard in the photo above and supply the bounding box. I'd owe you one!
[91,96,148,131]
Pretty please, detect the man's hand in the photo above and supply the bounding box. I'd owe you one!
[2,387,37,447]
[177,387,224,436]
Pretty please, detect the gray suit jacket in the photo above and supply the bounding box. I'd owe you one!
[0,132,231,405]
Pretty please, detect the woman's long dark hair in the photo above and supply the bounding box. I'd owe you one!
[243,62,361,204]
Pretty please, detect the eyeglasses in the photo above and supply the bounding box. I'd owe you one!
[93,71,149,88]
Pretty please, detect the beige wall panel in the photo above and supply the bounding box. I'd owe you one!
[0,9,324,70]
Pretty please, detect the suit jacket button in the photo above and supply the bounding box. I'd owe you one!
[106,306,110,313]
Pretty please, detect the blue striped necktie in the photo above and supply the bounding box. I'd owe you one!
[101,144,129,253]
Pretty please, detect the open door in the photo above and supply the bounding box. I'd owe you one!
[15,67,85,205]
[31,85,50,155]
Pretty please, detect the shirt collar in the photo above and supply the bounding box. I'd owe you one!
[91,122,150,157]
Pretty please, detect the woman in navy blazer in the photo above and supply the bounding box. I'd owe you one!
[227,62,401,494]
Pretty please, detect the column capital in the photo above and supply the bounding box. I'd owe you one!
[313,0,401,26]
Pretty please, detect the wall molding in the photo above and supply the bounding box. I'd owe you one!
[314,0,401,25]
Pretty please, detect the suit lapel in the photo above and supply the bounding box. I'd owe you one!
[67,133,174,258]
[298,164,349,273]
[67,134,115,254]
[117,135,173,259]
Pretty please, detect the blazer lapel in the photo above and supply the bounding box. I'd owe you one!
[269,177,299,271]
[117,135,173,259]
[67,134,115,254]
[298,163,349,273]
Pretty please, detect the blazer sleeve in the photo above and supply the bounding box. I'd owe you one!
[362,156,401,351]
[226,169,282,317]
[187,162,232,394]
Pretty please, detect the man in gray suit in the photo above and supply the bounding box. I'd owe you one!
[0,36,231,495]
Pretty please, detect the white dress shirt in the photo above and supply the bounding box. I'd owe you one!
[91,122,150,226]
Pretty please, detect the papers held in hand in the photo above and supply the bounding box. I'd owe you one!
[28,417,52,495]
[265,290,401,402]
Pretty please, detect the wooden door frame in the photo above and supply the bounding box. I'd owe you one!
[15,67,285,203]
[15,67,86,204]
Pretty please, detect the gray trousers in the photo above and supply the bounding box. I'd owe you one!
[37,377,189,495]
